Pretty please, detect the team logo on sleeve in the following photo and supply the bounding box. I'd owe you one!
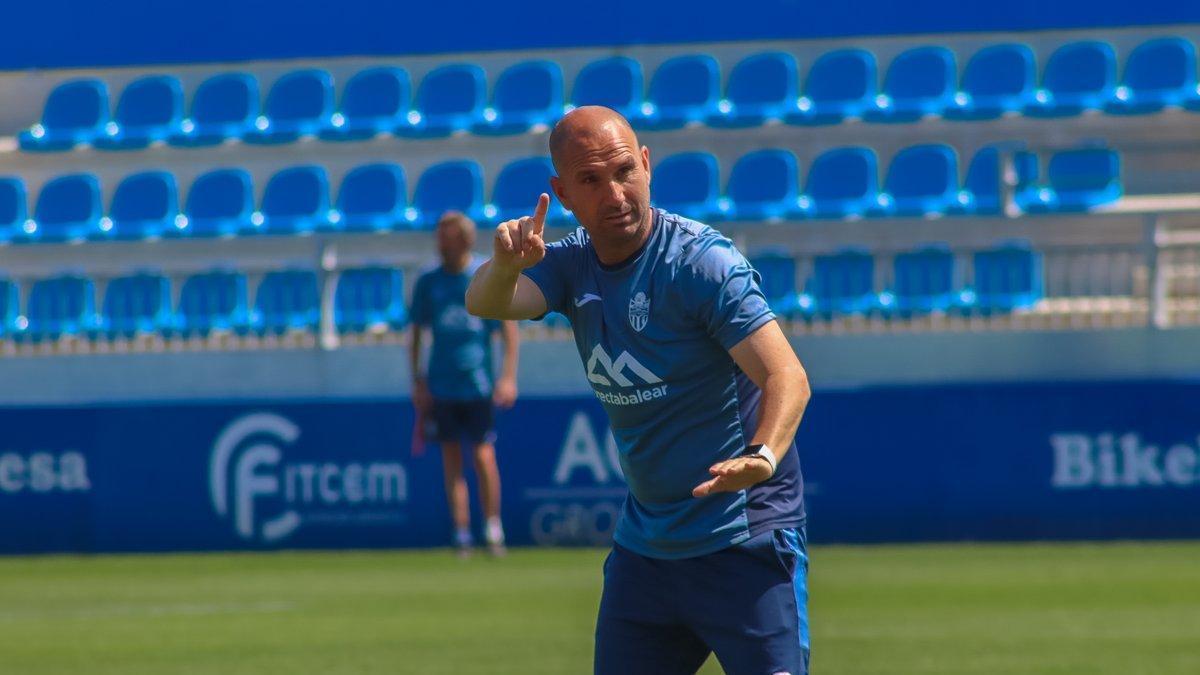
[628,292,650,332]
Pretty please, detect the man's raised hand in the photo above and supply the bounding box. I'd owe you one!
[493,193,549,271]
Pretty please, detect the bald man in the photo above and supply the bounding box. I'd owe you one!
[467,107,812,674]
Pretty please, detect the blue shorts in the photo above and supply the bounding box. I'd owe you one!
[429,398,495,445]
[595,527,809,675]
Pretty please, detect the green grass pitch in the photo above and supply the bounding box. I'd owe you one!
[2,541,1198,674]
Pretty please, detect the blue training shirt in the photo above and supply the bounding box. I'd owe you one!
[523,209,806,559]
[411,256,500,400]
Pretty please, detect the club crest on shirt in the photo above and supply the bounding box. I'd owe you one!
[628,291,650,332]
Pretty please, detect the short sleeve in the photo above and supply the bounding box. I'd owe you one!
[684,237,775,351]
[521,232,580,317]
[409,274,433,327]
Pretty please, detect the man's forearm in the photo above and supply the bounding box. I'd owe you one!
[749,366,810,459]
[466,260,522,319]
[409,328,424,384]
[499,322,519,381]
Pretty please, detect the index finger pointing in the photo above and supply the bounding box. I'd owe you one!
[532,193,550,233]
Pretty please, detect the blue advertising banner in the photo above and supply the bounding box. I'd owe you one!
[2,379,1199,554]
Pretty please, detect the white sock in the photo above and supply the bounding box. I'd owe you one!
[455,527,472,547]
[485,517,505,545]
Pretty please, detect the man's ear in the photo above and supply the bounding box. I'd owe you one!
[550,175,572,212]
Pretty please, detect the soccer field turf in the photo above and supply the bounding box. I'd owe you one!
[2,542,1198,674]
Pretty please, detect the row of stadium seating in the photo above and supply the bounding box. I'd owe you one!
[0,145,1119,242]
[0,241,1041,341]
[17,37,1200,151]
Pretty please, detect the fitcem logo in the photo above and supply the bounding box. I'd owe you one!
[1051,432,1199,489]
[209,413,408,544]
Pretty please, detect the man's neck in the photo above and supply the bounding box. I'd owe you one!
[443,253,472,274]
[592,212,655,267]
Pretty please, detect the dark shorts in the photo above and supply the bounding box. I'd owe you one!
[429,398,495,445]
[595,527,809,675]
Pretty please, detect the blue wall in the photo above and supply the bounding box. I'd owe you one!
[3,0,1197,69]
[4,379,1200,554]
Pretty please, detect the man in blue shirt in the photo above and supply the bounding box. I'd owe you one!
[411,211,519,557]
[466,107,812,674]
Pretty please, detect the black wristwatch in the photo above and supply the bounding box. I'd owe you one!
[739,444,778,476]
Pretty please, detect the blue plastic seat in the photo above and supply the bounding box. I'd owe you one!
[101,273,172,337]
[571,57,647,124]
[951,147,1001,214]
[93,75,185,150]
[398,64,487,138]
[1108,37,1199,114]
[334,267,407,332]
[475,60,563,135]
[788,49,878,125]
[411,160,485,228]
[175,270,251,336]
[244,69,335,144]
[709,52,799,128]
[321,67,412,142]
[639,54,721,130]
[19,79,110,151]
[0,279,17,337]
[257,166,333,235]
[875,145,959,216]
[799,147,879,219]
[749,250,802,317]
[1025,41,1117,117]
[486,157,568,225]
[651,152,721,220]
[0,177,28,242]
[724,149,800,221]
[336,163,409,232]
[891,245,957,314]
[969,241,1043,313]
[27,174,103,243]
[169,73,261,146]
[1017,148,1121,213]
[255,270,320,334]
[182,169,254,238]
[803,248,878,316]
[23,275,98,341]
[103,171,181,240]
[863,46,956,123]
[945,44,1037,120]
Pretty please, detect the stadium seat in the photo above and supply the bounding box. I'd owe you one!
[1107,37,1199,114]
[949,147,1002,215]
[945,44,1037,120]
[0,177,28,242]
[321,67,411,141]
[968,241,1043,313]
[709,52,799,128]
[890,244,958,314]
[749,250,802,316]
[799,147,879,219]
[874,144,959,217]
[244,69,335,144]
[26,174,103,243]
[1017,148,1121,213]
[651,152,721,221]
[639,54,721,130]
[19,79,110,151]
[411,160,486,228]
[256,166,333,235]
[0,278,17,337]
[723,149,801,221]
[788,48,878,125]
[334,267,407,332]
[397,64,487,137]
[101,273,172,337]
[1025,41,1117,117]
[863,46,957,123]
[103,171,181,240]
[255,270,320,334]
[486,157,569,225]
[23,275,99,341]
[175,270,251,336]
[571,57,647,124]
[803,248,879,316]
[92,75,185,150]
[336,163,409,232]
[181,169,255,238]
[169,73,261,146]
[474,60,563,135]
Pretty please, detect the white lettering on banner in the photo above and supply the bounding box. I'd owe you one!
[210,413,408,544]
[0,452,90,494]
[553,412,623,485]
[1051,432,1200,489]
[531,502,621,546]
